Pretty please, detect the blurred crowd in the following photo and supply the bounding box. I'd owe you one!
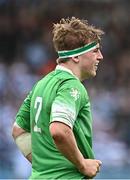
[0,0,130,178]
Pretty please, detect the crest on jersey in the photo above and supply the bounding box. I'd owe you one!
[70,88,80,101]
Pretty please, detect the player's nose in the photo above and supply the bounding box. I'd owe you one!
[98,50,103,61]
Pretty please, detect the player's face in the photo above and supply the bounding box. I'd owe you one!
[78,44,103,80]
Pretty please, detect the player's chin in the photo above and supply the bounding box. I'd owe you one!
[84,70,96,79]
[91,70,97,77]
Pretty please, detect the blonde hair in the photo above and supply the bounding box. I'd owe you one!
[53,17,104,52]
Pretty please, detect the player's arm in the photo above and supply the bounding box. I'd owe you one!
[50,122,101,178]
[12,122,32,163]
[12,90,33,163]
[50,81,101,178]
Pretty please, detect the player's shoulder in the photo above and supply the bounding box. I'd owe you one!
[58,77,85,94]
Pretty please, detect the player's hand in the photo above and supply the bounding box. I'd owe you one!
[78,159,102,178]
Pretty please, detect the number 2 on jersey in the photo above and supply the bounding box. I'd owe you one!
[34,96,42,133]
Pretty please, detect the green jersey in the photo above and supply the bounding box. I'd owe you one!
[16,65,94,179]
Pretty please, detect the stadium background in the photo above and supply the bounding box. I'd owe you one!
[0,0,130,178]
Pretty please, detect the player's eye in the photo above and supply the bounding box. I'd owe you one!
[93,48,99,52]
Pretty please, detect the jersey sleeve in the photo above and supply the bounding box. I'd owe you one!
[50,80,83,128]
[15,91,32,132]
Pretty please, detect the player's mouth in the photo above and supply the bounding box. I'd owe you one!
[94,63,99,70]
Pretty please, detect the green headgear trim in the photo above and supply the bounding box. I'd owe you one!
[58,42,97,58]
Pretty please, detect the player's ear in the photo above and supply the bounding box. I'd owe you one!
[71,56,79,63]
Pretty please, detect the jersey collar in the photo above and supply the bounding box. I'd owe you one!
[56,65,78,79]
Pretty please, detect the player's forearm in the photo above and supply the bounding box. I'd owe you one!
[12,122,32,163]
[12,122,27,139]
[49,122,85,171]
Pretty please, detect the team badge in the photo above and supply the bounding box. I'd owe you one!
[70,88,80,101]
